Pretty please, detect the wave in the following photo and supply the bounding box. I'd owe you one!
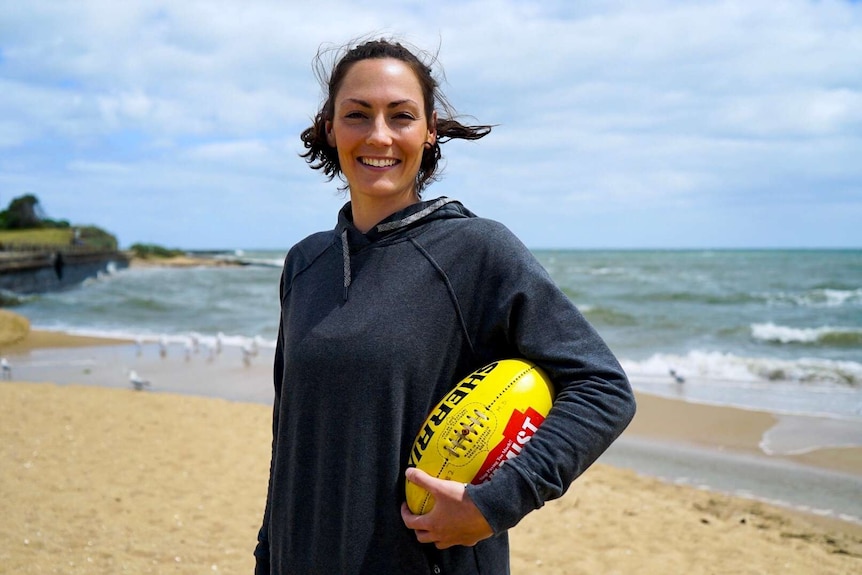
[0,289,35,307]
[221,255,284,268]
[766,288,862,308]
[637,291,763,306]
[621,350,862,387]
[212,249,285,268]
[751,322,862,347]
[584,266,628,276]
[634,287,862,308]
[580,305,638,326]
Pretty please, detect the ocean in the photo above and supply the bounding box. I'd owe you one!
[7,248,862,424]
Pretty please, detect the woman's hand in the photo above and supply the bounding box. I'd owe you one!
[400,467,494,549]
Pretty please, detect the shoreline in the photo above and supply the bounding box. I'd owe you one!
[127,253,247,268]
[0,327,131,353]
[3,325,862,519]
[623,392,862,477]
[7,326,861,475]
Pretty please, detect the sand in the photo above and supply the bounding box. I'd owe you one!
[0,309,30,348]
[1,317,861,574]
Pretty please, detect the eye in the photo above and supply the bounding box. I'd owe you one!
[344,111,366,120]
[393,112,418,122]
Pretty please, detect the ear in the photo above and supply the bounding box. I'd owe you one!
[427,111,437,146]
[325,120,336,147]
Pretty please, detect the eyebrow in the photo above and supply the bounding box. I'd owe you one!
[341,98,419,109]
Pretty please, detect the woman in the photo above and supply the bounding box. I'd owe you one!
[255,37,636,575]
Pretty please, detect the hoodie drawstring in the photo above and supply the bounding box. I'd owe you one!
[339,197,461,302]
[341,228,351,301]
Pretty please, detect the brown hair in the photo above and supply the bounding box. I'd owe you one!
[300,37,493,195]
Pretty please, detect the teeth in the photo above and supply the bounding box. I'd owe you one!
[361,157,397,168]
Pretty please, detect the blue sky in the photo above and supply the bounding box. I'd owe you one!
[1,0,860,250]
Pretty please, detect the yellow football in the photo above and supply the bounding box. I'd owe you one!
[405,359,555,514]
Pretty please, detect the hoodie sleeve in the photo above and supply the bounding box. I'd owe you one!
[463,221,636,533]
[254,233,337,570]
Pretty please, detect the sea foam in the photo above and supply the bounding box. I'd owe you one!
[622,350,862,387]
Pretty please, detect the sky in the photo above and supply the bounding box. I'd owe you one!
[1,0,860,250]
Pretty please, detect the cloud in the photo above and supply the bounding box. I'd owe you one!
[0,0,860,248]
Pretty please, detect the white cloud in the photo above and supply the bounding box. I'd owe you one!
[0,0,860,248]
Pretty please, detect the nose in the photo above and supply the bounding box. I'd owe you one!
[366,114,393,146]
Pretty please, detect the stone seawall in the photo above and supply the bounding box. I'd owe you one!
[0,250,130,294]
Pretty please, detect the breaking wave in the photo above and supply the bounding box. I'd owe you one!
[621,350,862,387]
[767,288,862,308]
[751,323,862,347]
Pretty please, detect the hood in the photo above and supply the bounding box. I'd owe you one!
[335,196,474,300]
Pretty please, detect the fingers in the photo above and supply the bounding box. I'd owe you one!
[402,470,447,547]
[401,502,455,549]
[404,466,437,493]
[400,502,432,541]
[402,469,489,549]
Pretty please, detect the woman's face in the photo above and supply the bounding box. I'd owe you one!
[327,58,436,208]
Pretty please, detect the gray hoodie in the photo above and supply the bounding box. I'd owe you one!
[255,197,635,574]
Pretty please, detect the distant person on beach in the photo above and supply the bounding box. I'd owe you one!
[52,252,64,280]
[254,36,636,574]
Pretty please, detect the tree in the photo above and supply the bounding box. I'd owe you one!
[0,194,46,229]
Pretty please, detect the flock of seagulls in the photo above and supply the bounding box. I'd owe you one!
[128,332,265,391]
[2,332,266,392]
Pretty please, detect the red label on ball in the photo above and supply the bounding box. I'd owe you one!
[472,407,546,484]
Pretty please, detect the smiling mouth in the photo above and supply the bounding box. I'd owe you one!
[360,157,399,168]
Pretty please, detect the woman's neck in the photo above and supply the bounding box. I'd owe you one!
[349,193,420,233]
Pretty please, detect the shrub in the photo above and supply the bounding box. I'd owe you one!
[129,243,185,259]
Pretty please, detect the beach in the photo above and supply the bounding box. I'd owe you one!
[1,324,861,574]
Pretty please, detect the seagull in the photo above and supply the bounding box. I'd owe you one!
[129,370,150,391]
[189,332,201,354]
[669,368,686,384]
[1,357,11,380]
[241,344,255,367]
[202,341,216,363]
